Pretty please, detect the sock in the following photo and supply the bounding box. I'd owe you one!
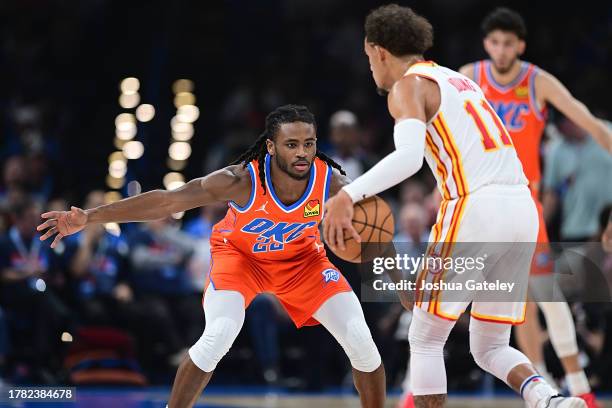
[533,362,558,389]
[566,371,590,396]
[521,375,559,408]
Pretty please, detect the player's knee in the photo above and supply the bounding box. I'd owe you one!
[344,318,381,372]
[188,317,239,372]
[469,321,529,380]
[408,309,452,356]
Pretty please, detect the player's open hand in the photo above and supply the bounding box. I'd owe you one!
[37,206,88,248]
[323,190,361,252]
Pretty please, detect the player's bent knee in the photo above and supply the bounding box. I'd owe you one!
[469,320,530,381]
[188,317,240,373]
[344,318,381,372]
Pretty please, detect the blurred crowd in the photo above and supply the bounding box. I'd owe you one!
[1,0,612,395]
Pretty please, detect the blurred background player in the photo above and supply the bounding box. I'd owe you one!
[460,8,612,406]
[37,105,386,408]
[324,4,586,408]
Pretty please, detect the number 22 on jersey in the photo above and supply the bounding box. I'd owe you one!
[465,99,513,152]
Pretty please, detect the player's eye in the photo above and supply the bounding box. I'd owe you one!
[287,143,296,148]
[304,142,314,147]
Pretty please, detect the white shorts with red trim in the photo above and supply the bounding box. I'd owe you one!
[415,184,538,324]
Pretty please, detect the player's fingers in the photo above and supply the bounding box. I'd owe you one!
[335,225,345,251]
[51,233,64,249]
[323,219,335,250]
[41,211,60,219]
[40,227,57,241]
[36,219,57,232]
[348,224,361,244]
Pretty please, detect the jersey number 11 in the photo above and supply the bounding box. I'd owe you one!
[465,99,513,151]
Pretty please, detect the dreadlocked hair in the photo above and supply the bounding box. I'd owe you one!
[231,104,346,195]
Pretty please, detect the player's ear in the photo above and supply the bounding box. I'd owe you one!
[374,45,386,62]
[266,139,275,156]
[517,40,526,55]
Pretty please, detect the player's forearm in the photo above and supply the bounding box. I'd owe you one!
[86,189,174,224]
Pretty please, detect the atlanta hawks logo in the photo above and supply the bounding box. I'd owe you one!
[303,199,320,218]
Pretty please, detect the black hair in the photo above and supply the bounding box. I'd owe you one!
[231,104,345,194]
[364,4,433,57]
[481,8,527,40]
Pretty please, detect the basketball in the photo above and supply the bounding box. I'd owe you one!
[329,196,395,263]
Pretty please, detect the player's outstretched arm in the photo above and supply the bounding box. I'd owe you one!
[37,165,250,247]
[537,70,612,153]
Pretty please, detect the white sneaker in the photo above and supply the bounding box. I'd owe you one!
[543,396,587,408]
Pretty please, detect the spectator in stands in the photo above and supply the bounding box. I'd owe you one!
[64,191,131,325]
[328,110,377,180]
[0,306,8,378]
[543,118,612,242]
[125,217,203,366]
[0,197,70,382]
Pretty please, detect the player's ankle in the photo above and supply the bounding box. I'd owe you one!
[520,375,558,408]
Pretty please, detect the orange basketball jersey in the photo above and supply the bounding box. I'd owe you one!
[474,60,547,185]
[209,154,332,262]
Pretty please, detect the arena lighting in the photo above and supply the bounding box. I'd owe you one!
[163,172,185,189]
[135,104,155,122]
[167,181,185,191]
[104,222,121,236]
[106,175,126,189]
[167,158,187,171]
[108,151,126,164]
[171,211,185,220]
[170,117,193,134]
[168,142,192,161]
[172,127,194,141]
[127,180,142,196]
[176,104,200,123]
[174,92,196,108]
[172,79,194,94]
[123,140,145,160]
[35,278,46,292]
[108,160,127,178]
[104,192,122,204]
[116,126,137,140]
[114,137,127,150]
[119,92,140,109]
[115,113,136,131]
[61,332,73,343]
[120,77,140,94]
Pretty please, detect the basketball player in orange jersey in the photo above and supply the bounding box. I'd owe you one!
[36,105,386,408]
[325,4,588,408]
[460,8,612,408]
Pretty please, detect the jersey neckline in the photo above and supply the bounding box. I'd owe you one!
[484,61,529,93]
[264,154,317,213]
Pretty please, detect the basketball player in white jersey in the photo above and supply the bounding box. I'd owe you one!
[324,5,586,408]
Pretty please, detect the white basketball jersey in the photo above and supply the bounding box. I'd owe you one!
[405,61,527,200]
